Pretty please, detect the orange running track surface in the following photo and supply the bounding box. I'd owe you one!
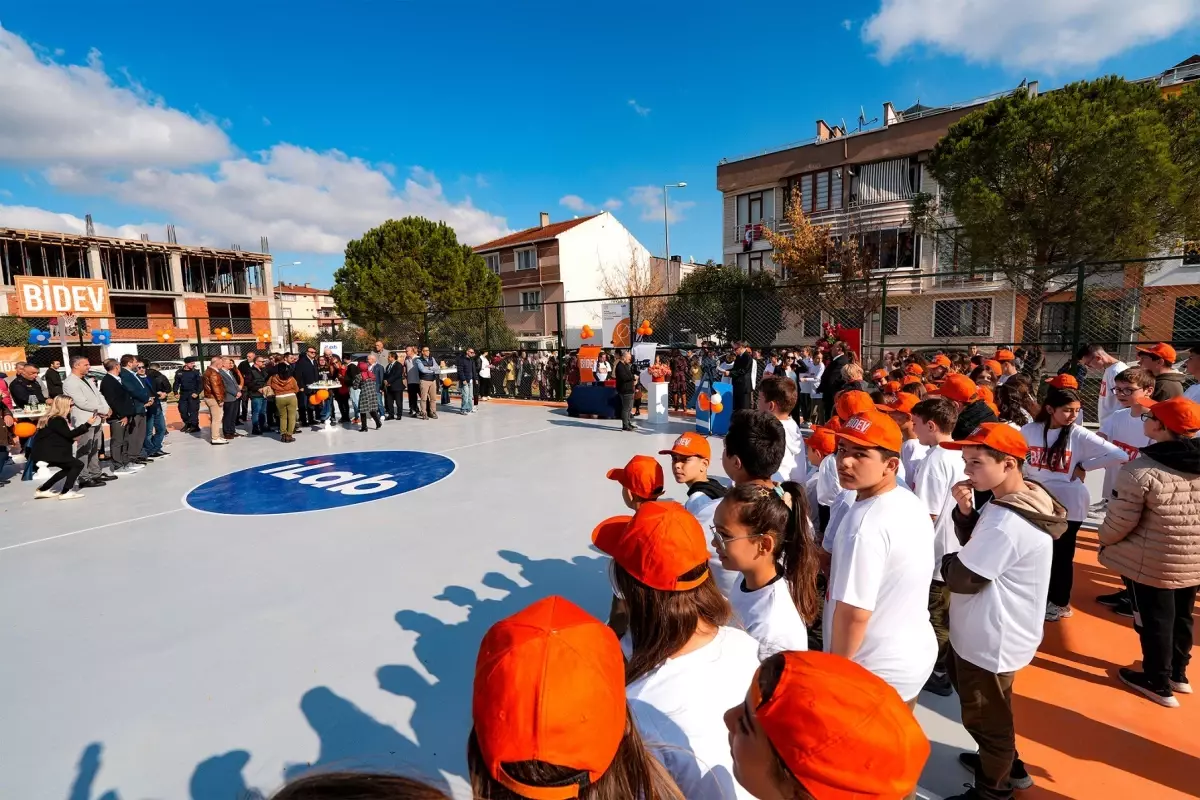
[1010,530,1200,799]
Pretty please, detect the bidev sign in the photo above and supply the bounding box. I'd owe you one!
[184,451,455,515]
[14,276,112,316]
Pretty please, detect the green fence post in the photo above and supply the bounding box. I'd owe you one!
[1070,261,1086,359]
[629,295,636,350]
[193,317,205,370]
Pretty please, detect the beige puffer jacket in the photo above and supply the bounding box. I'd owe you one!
[1097,440,1200,590]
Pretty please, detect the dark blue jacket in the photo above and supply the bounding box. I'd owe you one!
[120,368,150,415]
[140,375,160,411]
[372,362,384,390]
[456,353,477,382]
[173,367,203,396]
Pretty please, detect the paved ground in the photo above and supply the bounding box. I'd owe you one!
[0,402,1191,799]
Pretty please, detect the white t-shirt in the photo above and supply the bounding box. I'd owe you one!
[477,356,491,379]
[823,487,938,701]
[1098,408,1151,501]
[685,491,741,598]
[950,502,1053,674]
[901,439,930,490]
[730,573,809,659]
[912,445,968,581]
[773,417,807,484]
[596,361,611,382]
[628,626,761,800]
[1020,422,1127,521]
[1186,383,1200,403]
[1096,361,1130,424]
[816,452,852,507]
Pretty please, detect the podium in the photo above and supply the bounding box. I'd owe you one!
[645,382,669,424]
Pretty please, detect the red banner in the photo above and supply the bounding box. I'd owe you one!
[835,325,861,359]
[578,345,601,383]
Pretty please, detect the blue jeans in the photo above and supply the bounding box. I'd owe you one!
[460,381,474,413]
[319,398,332,423]
[21,433,37,481]
[349,387,360,420]
[250,396,267,430]
[144,404,167,454]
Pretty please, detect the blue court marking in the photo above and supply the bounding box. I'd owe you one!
[184,450,456,516]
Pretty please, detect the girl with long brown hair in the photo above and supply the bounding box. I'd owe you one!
[713,483,819,658]
[468,595,683,800]
[593,502,760,800]
[270,772,449,799]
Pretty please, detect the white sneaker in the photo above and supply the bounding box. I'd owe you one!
[58,490,84,500]
[33,489,58,499]
[1045,602,1074,622]
[211,438,229,445]
[116,465,141,475]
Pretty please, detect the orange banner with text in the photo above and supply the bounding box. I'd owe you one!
[578,345,601,384]
[13,276,112,316]
[0,347,25,374]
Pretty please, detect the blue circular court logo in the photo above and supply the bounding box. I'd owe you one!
[184,450,455,515]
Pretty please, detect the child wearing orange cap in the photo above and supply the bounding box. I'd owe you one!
[1099,396,1200,708]
[659,432,737,597]
[827,410,938,705]
[757,375,807,484]
[725,651,929,800]
[1136,342,1187,400]
[606,455,667,635]
[883,393,927,488]
[469,595,684,799]
[713,482,819,657]
[940,424,1066,799]
[594,503,761,800]
[1021,386,1125,622]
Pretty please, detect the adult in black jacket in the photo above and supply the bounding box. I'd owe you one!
[295,347,319,425]
[237,350,257,423]
[31,398,100,498]
[615,350,637,431]
[44,359,64,398]
[455,348,478,414]
[173,357,203,432]
[727,342,756,412]
[99,359,139,473]
[383,352,406,420]
[10,364,46,408]
[817,344,849,421]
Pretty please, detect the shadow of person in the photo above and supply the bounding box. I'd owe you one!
[66,743,119,800]
[376,551,612,789]
[190,750,263,800]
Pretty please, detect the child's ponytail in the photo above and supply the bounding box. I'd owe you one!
[777,481,819,623]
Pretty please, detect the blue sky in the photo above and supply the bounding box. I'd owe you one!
[1,1,1198,288]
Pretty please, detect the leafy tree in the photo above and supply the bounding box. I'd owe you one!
[331,217,502,333]
[911,77,1194,346]
[656,262,783,345]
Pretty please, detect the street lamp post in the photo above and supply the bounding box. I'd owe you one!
[663,182,687,292]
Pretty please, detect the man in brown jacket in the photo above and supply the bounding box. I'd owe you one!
[1099,395,1200,708]
[202,360,229,445]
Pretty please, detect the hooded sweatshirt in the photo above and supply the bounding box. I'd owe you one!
[1152,371,1188,401]
[952,399,1000,441]
[1097,438,1200,590]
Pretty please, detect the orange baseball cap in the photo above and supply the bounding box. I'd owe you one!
[473,596,627,800]
[872,368,888,383]
[901,375,923,387]
[1137,342,1177,363]
[1047,374,1078,390]
[1138,396,1200,436]
[923,383,939,394]
[825,416,843,433]
[984,359,1003,376]
[658,432,711,460]
[939,374,978,404]
[932,354,952,368]
[592,501,710,592]
[753,651,929,800]
[884,380,902,394]
[943,422,1029,460]
[976,385,995,404]
[606,455,664,500]
[995,349,1016,362]
[887,393,919,415]
[807,425,837,457]
[835,410,903,452]
[835,390,876,421]
[905,363,924,376]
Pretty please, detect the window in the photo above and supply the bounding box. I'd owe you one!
[748,191,764,223]
[860,229,917,270]
[113,301,149,330]
[851,158,915,205]
[485,254,501,274]
[933,299,992,337]
[281,293,297,302]
[1041,303,1073,348]
[515,248,537,271]
[1173,296,1200,341]
[882,306,899,337]
[784,168,842,215]
[748,251,764,274]
[737,189,776,229]
[803,314,822,337]
[521,290,542,312]
[282,308,293,319]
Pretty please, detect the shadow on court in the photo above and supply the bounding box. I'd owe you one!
[62,549,613,800]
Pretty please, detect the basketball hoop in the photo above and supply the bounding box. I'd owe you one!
[61,314,78,336]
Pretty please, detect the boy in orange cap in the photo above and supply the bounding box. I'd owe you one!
[659,432,737,597]
[994,349,1020,385]
[940,424,1066,798]
[607,454,665,510]
[826,410,937,706]
[725,650,929,800]
[941,373,999,441]
[1136,342,1187,400]
[1100,396,1200,708]
[882,393,927,488]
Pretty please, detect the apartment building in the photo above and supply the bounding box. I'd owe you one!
[274,282,345,337]
[473,211,653,347]
[716,55,1200,357]
[0,225,276,361]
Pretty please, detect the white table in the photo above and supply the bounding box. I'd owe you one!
[306,384,342,432]
[11,408,44,420]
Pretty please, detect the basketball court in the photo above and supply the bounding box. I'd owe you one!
[0,402,1193,800]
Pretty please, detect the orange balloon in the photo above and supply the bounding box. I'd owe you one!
[308,394,322,405]
[316,389,330,401]
[13,421,36,438]
[697,393,711,411]
[442,377,452,387]
[711,402,724,414]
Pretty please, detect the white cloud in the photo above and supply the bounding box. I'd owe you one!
[262,116,271,126]
[629,185,694,224]
[863,0,1200,70]
[0,202,160,241]
[0,24,232,168]
[602,198,623,210]
[46,145,511,252]
[842,19,853,30]
[628,99,651,117]
[559,194,594,212]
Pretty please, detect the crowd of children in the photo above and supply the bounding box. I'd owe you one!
[256,341,1200,800]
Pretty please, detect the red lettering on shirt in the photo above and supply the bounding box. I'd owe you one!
[1113,440,1141,460]
[1026,446,1072,473]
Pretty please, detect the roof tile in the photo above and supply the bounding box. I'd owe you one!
[474,214,599,251]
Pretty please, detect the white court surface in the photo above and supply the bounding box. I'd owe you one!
[0,403,971,800]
